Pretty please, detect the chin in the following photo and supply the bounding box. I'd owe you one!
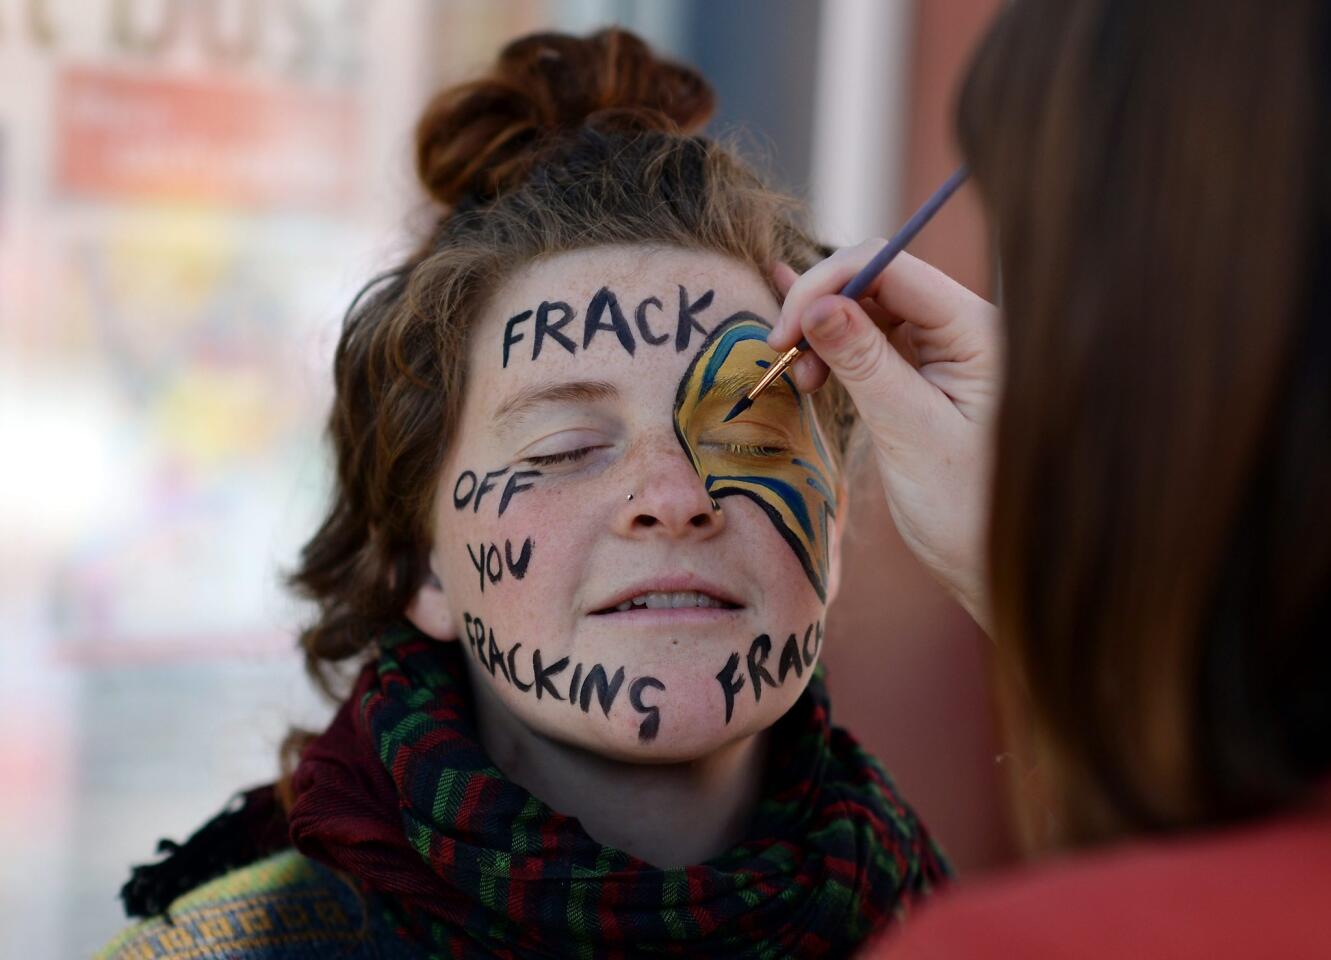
[580,721,757,765]
[581,679,804,765]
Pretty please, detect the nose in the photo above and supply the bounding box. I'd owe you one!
[615,446,725,541]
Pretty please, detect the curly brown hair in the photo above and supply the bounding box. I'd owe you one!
[284,28,854,733]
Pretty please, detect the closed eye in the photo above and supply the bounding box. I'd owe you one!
[712,441,789,458]
[523,446,597,467]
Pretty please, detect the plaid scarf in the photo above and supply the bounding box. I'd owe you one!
[285,622,946,958]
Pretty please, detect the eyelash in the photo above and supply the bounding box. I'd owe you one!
[722,442,788,458]
[525,441,787,467]
[523,447,595,467]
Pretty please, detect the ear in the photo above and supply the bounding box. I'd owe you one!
[405,553,460,642]
[824,476,851,606]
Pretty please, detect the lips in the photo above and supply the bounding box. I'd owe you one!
[590,576,743,615]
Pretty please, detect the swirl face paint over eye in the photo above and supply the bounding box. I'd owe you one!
[673,314,839,600]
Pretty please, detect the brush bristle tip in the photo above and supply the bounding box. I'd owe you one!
[721,398,752,423]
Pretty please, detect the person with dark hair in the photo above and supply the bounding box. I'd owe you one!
[769,1,1331,956]
[97,28,945,960]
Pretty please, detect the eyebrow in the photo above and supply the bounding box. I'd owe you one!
[708,371,801,411]
[492,379,620,432]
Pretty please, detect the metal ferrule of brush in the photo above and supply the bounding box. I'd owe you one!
[752,345,802,399]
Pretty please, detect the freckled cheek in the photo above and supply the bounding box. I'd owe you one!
[717,496,827,620]
[440,484,603,632]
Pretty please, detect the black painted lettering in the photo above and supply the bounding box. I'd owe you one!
[675,286,714,352]
[507,643,533,692]
[746,634,777,703]
[803,622,822,668]
[583,287,635,356]
[469,538,535,590]
[473,467,509,514]
[469,616,487,662]
[466,543,486,592]
[778,633,804,683]
[505,537,533,579]
[533,649,569,700]
[579,665,625,717]
[567,662,584,706]
[634,295,668,346]
[716,652,746,724]
[502,310,531,368]
[498,470,540,516]
[486,629,506,679]
[534,301,577,360]
[629,676,665,742]
[452,471,478,510]
[478,628,496,676]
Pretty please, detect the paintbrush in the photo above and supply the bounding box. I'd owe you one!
[722,163,971,423]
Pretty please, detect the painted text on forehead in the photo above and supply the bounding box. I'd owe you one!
[674,317,839,601]
[500,283,719,368]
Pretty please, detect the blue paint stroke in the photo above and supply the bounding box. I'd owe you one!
[705,473,814,538]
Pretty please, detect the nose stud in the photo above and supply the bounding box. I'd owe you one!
[711,498,721,511]
[626,492,634,501]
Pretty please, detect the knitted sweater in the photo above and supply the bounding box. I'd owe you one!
[95,850,426,959]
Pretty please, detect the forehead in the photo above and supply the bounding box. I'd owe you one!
[496,245,774,317]
[471,245,780,387]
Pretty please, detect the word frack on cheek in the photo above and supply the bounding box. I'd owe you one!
[502,285,715,367]
[716,623,822,725]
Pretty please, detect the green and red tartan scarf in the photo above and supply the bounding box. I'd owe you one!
[285,622,947,958]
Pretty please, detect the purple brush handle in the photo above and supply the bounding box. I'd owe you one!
[794,163,970,351]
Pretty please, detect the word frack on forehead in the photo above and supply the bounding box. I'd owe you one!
[503,285,715,367]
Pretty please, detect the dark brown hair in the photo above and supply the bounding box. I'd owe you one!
[958,0,1331,849]
[285,29,852,717]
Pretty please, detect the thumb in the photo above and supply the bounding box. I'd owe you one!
[803,294,932,440]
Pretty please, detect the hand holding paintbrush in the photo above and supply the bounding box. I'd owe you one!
[751,163,999,626]
[723,164,972,423]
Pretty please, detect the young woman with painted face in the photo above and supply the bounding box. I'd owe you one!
[769,2,1331,957]
[99,29,944,960]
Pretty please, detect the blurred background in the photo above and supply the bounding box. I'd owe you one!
[0,1,1004,955]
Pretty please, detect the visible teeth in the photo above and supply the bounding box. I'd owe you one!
[610,591,726,612]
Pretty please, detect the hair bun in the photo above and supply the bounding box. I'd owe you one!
[416,28,715,208]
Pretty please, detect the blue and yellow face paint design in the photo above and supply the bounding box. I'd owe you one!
[673,314,839,601]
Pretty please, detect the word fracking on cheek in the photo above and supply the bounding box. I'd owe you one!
[715,623,822,725]
[452,465,540,517]
[502,285,716,367]
[466,537,534,593]
[463,613,666,743]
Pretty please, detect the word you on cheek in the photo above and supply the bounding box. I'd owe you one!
[466,538,534,593]
[452,465,540,517]
[462,613,666,743]
[502,285,716,367]
[715,623,823,724]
